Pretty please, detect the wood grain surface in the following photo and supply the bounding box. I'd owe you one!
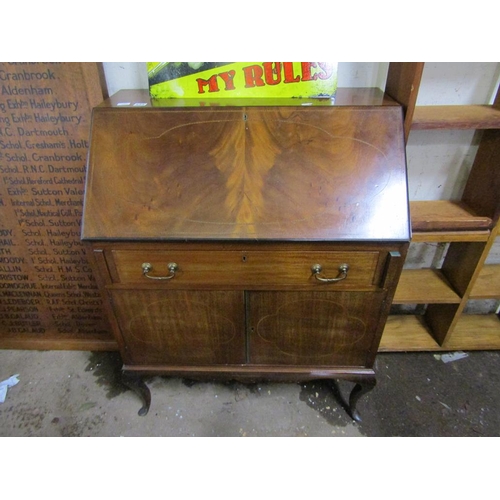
[248,291,386,366]
[82,105,409,242]
[110,289,245,365]
[109,248,382,289]
[0,63,114,350]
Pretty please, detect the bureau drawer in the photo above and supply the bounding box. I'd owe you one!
[109,249,383,289]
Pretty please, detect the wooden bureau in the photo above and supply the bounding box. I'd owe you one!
[81,89,410,420]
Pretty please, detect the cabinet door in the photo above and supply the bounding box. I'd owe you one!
[248,291,385,366]
[110,290,246,365]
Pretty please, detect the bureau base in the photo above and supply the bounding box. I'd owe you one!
[121,364,377,422]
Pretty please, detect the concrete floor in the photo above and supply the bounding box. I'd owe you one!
[1,348,500,437]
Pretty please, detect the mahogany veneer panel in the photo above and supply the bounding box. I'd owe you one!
[82,105,409,242]
[110,249,383,289]
[248,291,386,366]
[110,289,246,365]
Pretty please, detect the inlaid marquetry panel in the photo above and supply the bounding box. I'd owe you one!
[109,289,245,365]
[248,291,385,366]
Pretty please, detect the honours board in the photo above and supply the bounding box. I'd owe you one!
[0,62,116,350]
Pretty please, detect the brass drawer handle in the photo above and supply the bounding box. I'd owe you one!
[142,262,178,280]
[311,263,349,283]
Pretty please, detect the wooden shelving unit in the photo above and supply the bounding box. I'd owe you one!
[410,200,492,234]
[470,264,500,299]
[381,62,500,352]
[412,105,500,130]
[393,269,461,304]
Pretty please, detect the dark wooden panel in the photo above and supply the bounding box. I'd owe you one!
[0,63,113,349]
[461,129,500,226]
[385,62,424,143]
[82,105,409,242]
[122,363,375,382]
[247,291,385,366]
[425,303,461,346]
[110,289,246,365]
[442,241,487,297]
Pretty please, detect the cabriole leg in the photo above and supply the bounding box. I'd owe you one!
[122,371,151,416]
[348,376,376,422]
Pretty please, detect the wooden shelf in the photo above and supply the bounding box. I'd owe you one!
[412,105,500,130]
[410,200,492,234]
[470,264,500,299]
[379,315,440,351]
[444,314,500,350]
[394,269,461,304]
[380,313,500,352]
[411,231,490,242]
